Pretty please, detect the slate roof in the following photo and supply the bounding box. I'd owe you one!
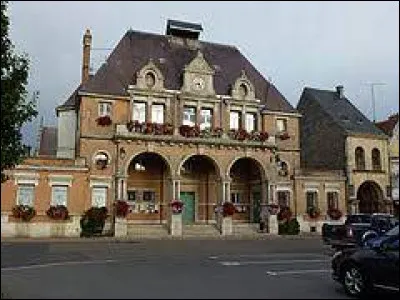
[301,87,387,137]
[375,113,399,137]
[38,126,57,156]
[58,29,296,113]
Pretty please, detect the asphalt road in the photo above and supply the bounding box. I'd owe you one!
[1,238,349,299]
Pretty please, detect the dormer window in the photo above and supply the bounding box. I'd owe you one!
[145,72,156,88]
[239,84,248,99]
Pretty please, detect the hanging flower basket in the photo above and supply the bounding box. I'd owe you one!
[170,200,184,214]
[267,203,280,215]
[222,202,236,217]
[277,206,292,222]
[115,200,129,218]
[96,115,112,126]
[327,208,342,220]
[307,206,321,219]
[46,205,69,221]
[12,205,36,222]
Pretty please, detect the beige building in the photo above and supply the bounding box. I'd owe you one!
[1,20,346,238]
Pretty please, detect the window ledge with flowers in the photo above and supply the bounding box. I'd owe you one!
[12,205,36,222]
[327,208,343,221]
[126,121,174,136]
[46,205,69,221]
[306,206,321,220]
[276,131,290,140]
[97,115,112,126]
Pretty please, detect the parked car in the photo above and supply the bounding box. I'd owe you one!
[331,225,399,297]
[322,213,398,249]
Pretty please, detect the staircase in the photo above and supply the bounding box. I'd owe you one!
[183,224,220,237]
[127,224,169,239]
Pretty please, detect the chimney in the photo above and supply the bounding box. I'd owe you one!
[336,85,344,99]
[81,29,92,84]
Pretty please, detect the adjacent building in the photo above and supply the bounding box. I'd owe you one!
[1,20,347,238]
[376,113,399,216]
[297,86,392,215]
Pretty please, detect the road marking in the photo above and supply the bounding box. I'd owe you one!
[209,256,218,260]
[266,269,330,276]
[219,259,328,266]
[1,259,117,272]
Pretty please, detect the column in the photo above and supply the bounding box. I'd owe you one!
[225,181,231,203]
[146,98,152,123]
[257,112,262,132]
[261,180,268,205]
[170,177,182,236]
[268,183,278,234]
[196,102,201,127]
[220,180,233,235]
[241,106,246,130]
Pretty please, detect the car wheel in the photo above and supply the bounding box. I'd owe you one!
[342,264,369,297]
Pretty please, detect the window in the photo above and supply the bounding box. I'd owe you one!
[238,84,248,99]
[133,102,146,123]
[372,148,381,170]
[231,192,241,204]
[145,72,155,88]
[355,147,365,170]
[200,109,213,130]
[92,187,107,207]
[230,111,240,130]
[327,192,339,210]
[245,113,256,132]
[127,190,137,202]
[51,185,68,206]
[94,152,109,169]
[143,190,155,202]
[17,184,35,206]
[98,102,111,117]
[183,107,196,126]
[276,118,287,132]
[306,191,318,209]
[151,104,164,124]
[277,191,290,207]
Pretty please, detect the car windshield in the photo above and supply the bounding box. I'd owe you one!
[347,215,371,224]
[385,225,399,237]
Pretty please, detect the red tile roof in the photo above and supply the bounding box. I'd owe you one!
[375,113,399,136]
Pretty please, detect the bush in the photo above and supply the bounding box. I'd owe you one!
[278,218,300,235]
[222,202,236,217]
[80,207,108,237]
[115,200,129,218]
[277,206,292,222]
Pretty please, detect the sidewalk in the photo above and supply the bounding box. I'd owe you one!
[1,232,321,243]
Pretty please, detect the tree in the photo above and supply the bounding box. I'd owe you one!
[1,1,37,182]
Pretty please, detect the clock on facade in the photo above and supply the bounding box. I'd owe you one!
[192,77,205,91]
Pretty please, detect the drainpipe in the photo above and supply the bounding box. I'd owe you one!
[111,139,120,236]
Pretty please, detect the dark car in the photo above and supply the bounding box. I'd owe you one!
[331,225,399,297]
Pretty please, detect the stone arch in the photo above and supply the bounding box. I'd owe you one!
[357,180,384,213]
[124,151,172,177]
[177,153,223,179]
[226,155,267,181]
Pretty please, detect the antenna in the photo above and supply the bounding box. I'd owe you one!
[367,83,386,122]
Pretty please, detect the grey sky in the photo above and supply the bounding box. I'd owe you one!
[8,1,399,148]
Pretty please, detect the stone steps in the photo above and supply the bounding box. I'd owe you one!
[232,223,260,235]
[183,224,220,236]
[127,224,169,238]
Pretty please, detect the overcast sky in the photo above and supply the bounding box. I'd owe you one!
[7,1,399,149]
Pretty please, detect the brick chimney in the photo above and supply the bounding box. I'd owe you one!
[336,85,344,99]
[81,29,92,84]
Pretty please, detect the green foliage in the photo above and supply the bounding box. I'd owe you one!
[1,1,38,182]
[80,207,108,237]
[278,218,300,235]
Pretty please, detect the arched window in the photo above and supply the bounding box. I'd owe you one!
[94,152,109,170]
[372,148,381,171]
[355,147,365,170]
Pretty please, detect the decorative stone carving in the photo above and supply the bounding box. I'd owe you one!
[135,59,165,90]
[231,70,256,100]
[181,51,215,95]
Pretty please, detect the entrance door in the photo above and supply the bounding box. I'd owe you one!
[252,191,261,223]
[180,192,195,224]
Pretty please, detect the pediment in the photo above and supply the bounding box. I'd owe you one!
[184,51,214,75]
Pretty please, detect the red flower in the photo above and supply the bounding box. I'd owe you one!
[327,208,342,220]
[277,206,292,222]
[170,200,184,214]
[222,202,236,217]
[96,115,112,126]
[115,201,129,218]
[279,132,290,140]
[46,205,69,221]
[12,205,36,222]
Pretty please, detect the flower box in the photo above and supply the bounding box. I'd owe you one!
[115,200,129,218]
[277,206,292,222]
[306,206,321,219]
[12,205,36,222]
[170,200,184,214]
[222,202,236,217]
[278,131,290,140]
[327,208,342,220]
[46,205,69,221]
[96,115,112,126]
[179,125,200,138]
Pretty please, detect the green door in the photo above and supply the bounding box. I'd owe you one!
[180,192,195,224]
[252,191,261,223]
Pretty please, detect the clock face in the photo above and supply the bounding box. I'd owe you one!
[192,77,205,91]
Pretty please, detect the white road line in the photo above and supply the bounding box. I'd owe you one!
[1,259,117,272]
[219,259,328,266]
[266,269,330,276]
